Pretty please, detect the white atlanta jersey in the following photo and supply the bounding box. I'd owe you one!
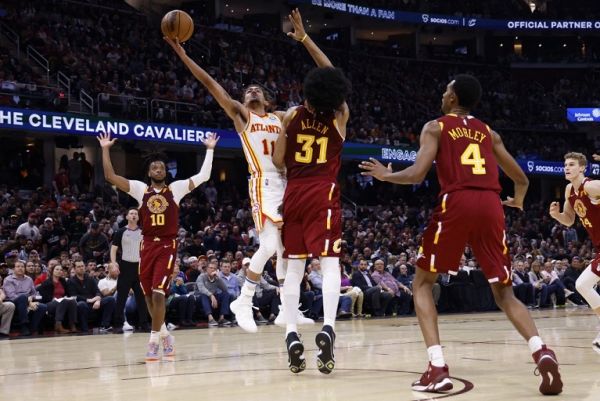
[238,111,286,230]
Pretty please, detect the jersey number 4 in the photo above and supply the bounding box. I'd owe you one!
[150,213,165,226]
[295,134,328,164]
[460,143,486,175]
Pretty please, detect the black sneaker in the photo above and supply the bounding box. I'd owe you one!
[285,332,306,374]
[315,325,336,374]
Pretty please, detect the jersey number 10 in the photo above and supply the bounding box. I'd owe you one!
[150,213,165,226]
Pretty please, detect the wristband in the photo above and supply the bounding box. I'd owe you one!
[300,33,308,43]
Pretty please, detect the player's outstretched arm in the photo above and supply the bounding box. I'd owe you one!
[287,8,333,68]
[273,108,296,170]
[491,130,528,210]
[359,120,439,184]
[549,185,576,226]
[97,132,130,192]
[189,133,219,191]
[164,37,247,131]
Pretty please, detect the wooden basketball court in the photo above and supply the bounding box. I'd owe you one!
[1,308,598,401]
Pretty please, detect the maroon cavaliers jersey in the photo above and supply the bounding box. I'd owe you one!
[568,178,600,248]
[284,106,344,182]
[139,186,179,239]
[435,114,501,195]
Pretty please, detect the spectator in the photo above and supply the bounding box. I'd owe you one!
[40,217,65,259]
[308,259,352,318]
[167,268,196,327]
[371,259,412,316]
[15,213,40,241]
[340,263,364,318]
[195,261,231,327]
[0,275,15,339]
[512,259,536,308]
[38,264,78,334]
[79,222,109,262]
[351,259,392,316]
[68,260,115,333]
[219,259,240,299]
[3,260,47,336]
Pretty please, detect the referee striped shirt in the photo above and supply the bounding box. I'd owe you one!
[112,227,142,263]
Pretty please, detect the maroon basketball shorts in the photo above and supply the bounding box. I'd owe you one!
[416,190,512,285]
[139,237,177,295]
[282,178,342,259]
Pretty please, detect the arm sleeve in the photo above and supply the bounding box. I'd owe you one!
[127,180,146,206]
[171,150,214,204]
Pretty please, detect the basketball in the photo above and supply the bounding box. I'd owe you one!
[161,10,194,42]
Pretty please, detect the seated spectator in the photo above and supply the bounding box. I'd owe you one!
[529,261,551,308]
[372,259,412,316]
[351,259,392,316]
[2,260,47,336]
[79,222,109,262]
[512,259,536,307]
[68,260,115,333]
[195,260,231,327]
[0,275,15,339]
[218,259,240,299]
[540,261,566,307]
[308,259,351,318]
[561,256,587,305]
[340,263,364,318]
[38,264,77,334]
[167,272,196,327]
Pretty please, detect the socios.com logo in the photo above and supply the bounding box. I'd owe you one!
[422,14,429,23]
[592,108,600,118]
[468,18,477,27]
[527,161,535,172]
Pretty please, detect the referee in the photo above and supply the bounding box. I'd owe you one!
[111,207,149,333]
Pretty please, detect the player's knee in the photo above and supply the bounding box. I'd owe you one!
[575,276,586,293]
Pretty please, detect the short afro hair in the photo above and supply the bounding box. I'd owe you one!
[303,67,351,115]
[143,152,168,174]
[452,74,482,110]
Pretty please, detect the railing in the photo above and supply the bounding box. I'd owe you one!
[26,45,50,83]
[341,194,358,218]
[57,71,71,105]
[97,93,149,120]
[0,22,20,58]
[0,82,66,111]
[150,99,201,124]
[80,90,94,114]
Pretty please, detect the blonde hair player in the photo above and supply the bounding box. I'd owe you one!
[550,152,600,353]
[164,9,324,333]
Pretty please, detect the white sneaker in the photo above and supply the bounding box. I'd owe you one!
[593,333,600,355]
[230,297,257,333]
[274,307,315,327]
[122,321,134,332]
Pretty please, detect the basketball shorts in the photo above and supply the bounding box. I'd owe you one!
[249,175,285,231]
[416,190,512,285]
[139,237,177,295]
[282,178,342,259]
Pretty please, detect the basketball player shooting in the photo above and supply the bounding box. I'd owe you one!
[163,8,329,333]
[98,131,218,361]
[359,74,562,395]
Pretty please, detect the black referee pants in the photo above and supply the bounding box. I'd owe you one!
[114,260,149,327]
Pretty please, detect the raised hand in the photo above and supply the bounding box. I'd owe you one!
[201,132,220,149]
[359,158,393,181]
[97,131,117,148]
[502,196,524,211]
[286,8,307,42]
[163,36,187,58]
[593,154,600,162]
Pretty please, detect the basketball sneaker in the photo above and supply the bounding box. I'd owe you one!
[532,345,563,395]
[592,333,600,355]
[411,363,453,392]
[230,297,257,333]
[315,325,336,374]
[286,332,306,374]
[274,306,315,327]
[145,342,160,362]
[161,334,175,358]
